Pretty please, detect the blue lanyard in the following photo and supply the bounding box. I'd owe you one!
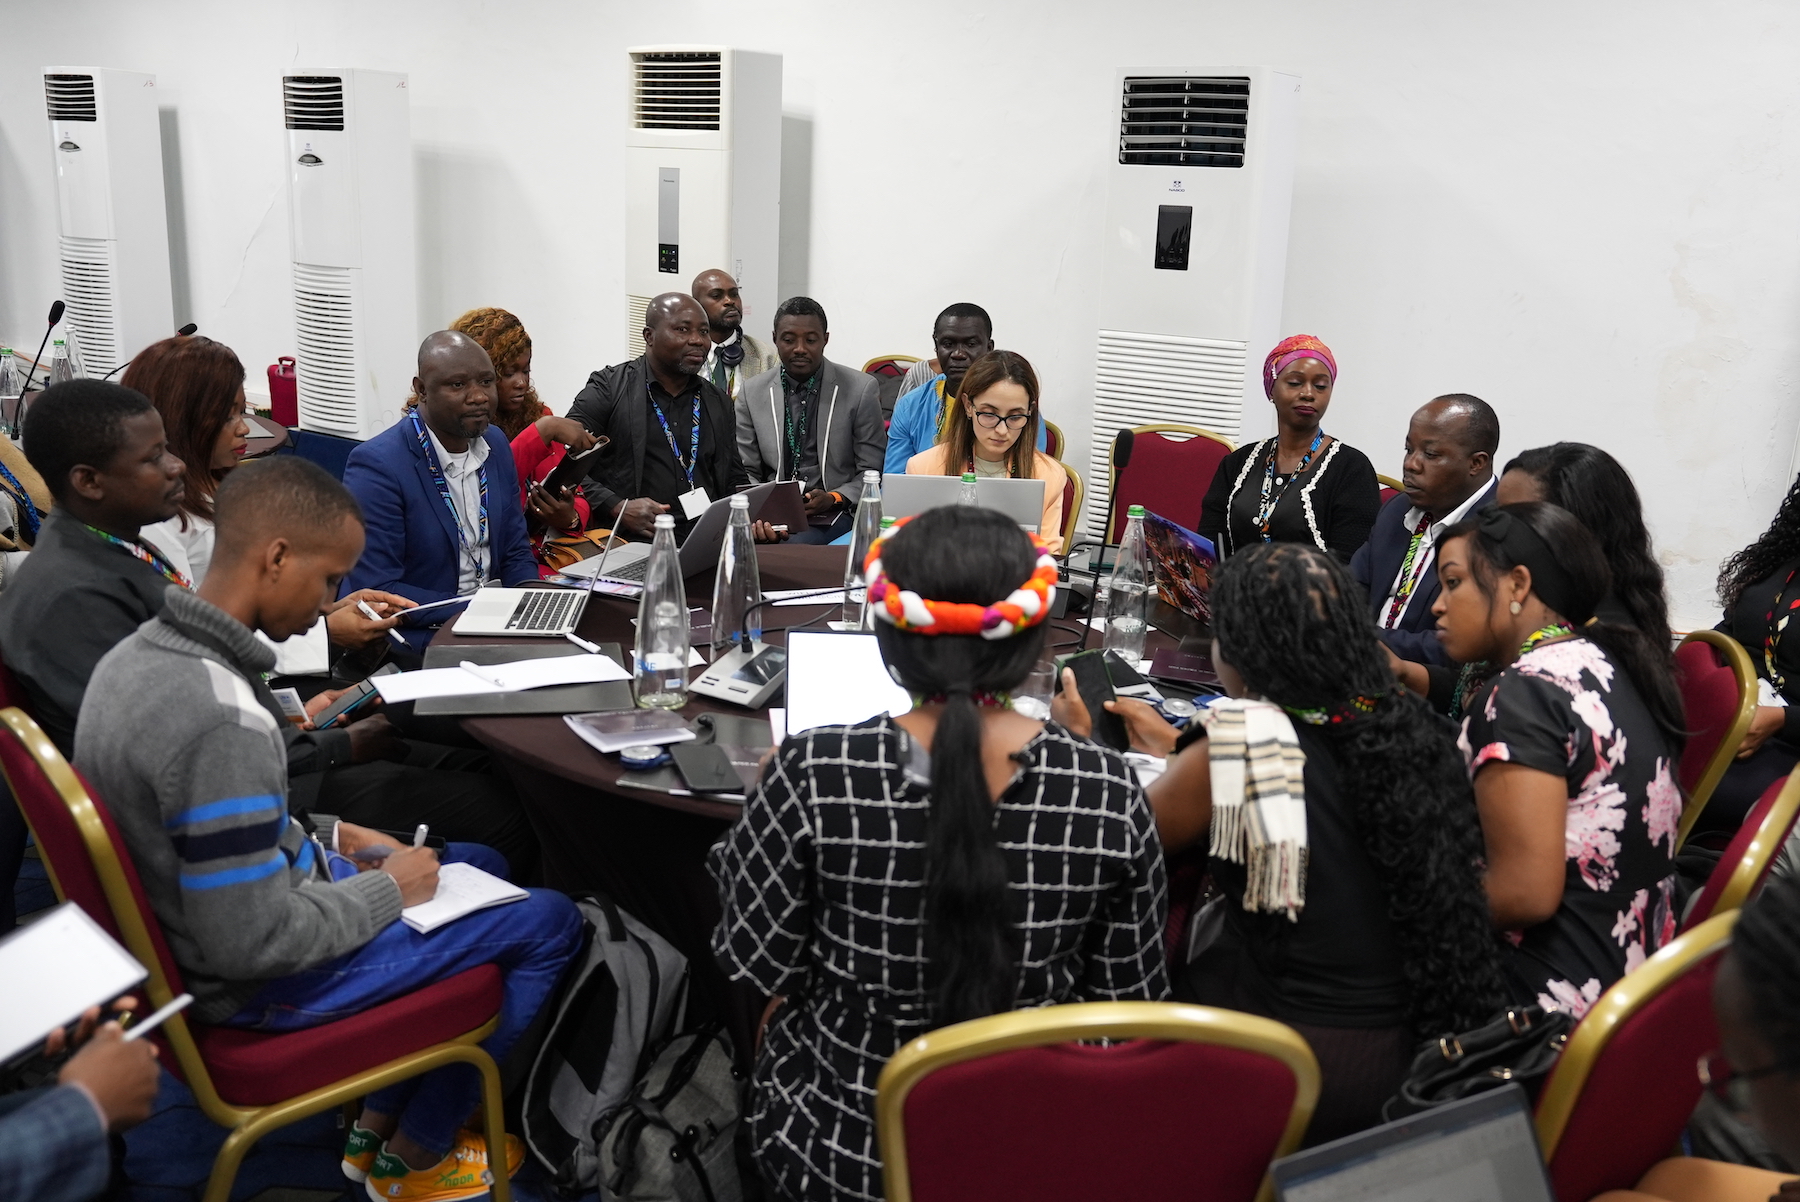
[0,460,41,543]
[1256,429,1323,540]
[408,409,489,585]
[648,382,701,486]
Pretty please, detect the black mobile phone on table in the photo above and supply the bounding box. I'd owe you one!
[313,663,401,729]
[1060,650,1130,751]
[671,743,744,793]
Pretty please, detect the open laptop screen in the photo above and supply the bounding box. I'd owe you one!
[1272,1087,1554,1202]
[784,631,913,735]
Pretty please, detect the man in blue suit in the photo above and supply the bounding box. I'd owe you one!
[1350,394,1500,666]
[342,331,538,652]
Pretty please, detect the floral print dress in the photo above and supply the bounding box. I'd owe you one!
[1459,637,1682,1017]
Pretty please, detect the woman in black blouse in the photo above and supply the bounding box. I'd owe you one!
[709,507,1166,1202]
[1057,542,1501,1144]
[1709,473,1800,833]
[1436,503,1686,1017]
[1199,334,1380,561]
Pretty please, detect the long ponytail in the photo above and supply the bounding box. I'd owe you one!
[874,507,1046,1027]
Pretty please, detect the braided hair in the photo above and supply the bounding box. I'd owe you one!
[1720,472,1800,613]
[1730,873,1800,1059]
[1211,542,1505,1036]
[874,507,1048,1028]
[1504,443,1671,648]
[402,307,547,436]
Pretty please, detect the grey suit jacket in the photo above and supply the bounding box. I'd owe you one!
[737,359,888,505]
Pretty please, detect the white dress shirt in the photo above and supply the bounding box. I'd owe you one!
[1379,482,1492,628]
[426,426,492,595]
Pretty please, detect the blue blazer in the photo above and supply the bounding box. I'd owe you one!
[1349,479,1497,666]
[342,420,538,649]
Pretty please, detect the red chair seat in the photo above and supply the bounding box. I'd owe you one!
[182,965,503,1105]
[903,1039,1294,1202]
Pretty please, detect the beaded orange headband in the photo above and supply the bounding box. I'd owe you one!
[862,517,1058,639]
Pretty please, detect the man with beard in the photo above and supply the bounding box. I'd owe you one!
[693,268,777,404]
[568,293,752,541]
[341,331,539,650]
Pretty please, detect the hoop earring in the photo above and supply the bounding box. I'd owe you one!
[1509,601,1522,615]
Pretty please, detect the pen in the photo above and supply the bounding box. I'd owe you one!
[122,993,193,1042]
[565,631,602,654]
[412,824,428,848]
[358,600,407,648]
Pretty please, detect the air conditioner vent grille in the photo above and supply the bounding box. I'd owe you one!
[1119,76,1249,168]
[283,76,345,131]
[632,52,722,131]
[45,74,97,122]
[293,264,363,437]
[625,294,655,360]
[1083,331,1247,539]
[59,237,120,367]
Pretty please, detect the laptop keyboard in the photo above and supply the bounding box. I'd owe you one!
[602,557,650,582]
[505,590,583,632]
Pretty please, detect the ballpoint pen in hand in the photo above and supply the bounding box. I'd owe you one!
[358,600,408,648]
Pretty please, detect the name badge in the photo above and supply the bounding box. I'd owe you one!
[678,486,711,521]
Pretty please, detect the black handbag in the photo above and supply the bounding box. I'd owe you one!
[1382,1004,1573,1121]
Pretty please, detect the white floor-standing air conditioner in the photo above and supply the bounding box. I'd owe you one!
[283,69,415,441]
[1084,67,1301,539]
[624,46,781,359]
[45,67,173,373]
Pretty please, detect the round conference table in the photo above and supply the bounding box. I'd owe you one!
[428,543,1207,1055]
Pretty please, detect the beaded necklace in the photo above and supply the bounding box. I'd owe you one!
[1763,565,1800,689]
[911,691,1013,709]
[1283,691,1385,726]
[1518,622,1574,657]
[1256,430,1323,540]
[82,524,192,589]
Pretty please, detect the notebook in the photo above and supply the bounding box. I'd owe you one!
[0,902,147,1065]
[401,862,529,934]
[564,708,698,754]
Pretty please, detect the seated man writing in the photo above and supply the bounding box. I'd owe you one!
[736,296,886,543]
[569,293,771,541]
[76,456,582,1201]
[342,331,539,650]
[0,379,538,877]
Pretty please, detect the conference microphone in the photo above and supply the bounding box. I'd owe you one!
[101,323,200,381]
[17,300,65,400]
[1080,428,1136,650]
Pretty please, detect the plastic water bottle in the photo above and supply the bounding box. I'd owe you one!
[48,340,74,386]
[843,470,882,628]
[959,471,979,507]
[1101,505,1151,664]
[710,494,762,661]
[634,513,690,708]
[62,325,87,378]
[0,350,19,436]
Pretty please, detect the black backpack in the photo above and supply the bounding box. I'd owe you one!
[595,1023,743,1202]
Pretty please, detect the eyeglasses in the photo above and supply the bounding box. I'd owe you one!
[1697,1049,1793,1112]
[973,409,1032,430]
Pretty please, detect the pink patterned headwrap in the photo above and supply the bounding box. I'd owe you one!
[1262,334,1337,398]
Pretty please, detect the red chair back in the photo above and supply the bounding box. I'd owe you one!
[1111,426,1232,542]
[1674,639,1743,795]
[1682,773,1800,932]
[1042,419,1064,461]
[902,1039,1297,1202]
[1536,913,1732,1202]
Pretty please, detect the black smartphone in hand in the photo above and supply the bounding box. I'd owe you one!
[1061,650,1130,751]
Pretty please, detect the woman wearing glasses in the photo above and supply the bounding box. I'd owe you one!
[904,350,1069,553]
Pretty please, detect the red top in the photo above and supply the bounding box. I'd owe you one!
[510,425,591,577]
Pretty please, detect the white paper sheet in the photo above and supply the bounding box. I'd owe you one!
[374,654,629,703]
[0,903,147,1063]
[764,587,860,608]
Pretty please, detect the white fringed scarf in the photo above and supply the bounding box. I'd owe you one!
[1202,698,1309,921]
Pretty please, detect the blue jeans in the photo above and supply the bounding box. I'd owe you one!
[788,509,853,545]
[224,844,582,1157]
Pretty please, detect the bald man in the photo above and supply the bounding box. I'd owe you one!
[1350,393,1501,666]
[568,293,751,540]
[693,268,777,403]
[341,331,538,649]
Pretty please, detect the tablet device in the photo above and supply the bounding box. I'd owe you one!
[0,902,147,1066]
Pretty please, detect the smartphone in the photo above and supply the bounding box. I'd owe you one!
[541,436,611,495]
[671,743,745,793]
[1061,650,1130,751]
[313,664,401,730]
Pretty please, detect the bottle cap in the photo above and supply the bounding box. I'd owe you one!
[729,493,749,509]
[1127,505,1146,517]
[654,513,675,528]
[880,517,896,529]
[864,469,879,484]
[961,473,977,483]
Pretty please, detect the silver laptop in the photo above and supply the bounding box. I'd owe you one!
[452,564,602,637]
[1271,1086,1553,1202]
[562,480,801,585]
[880,474,1045,533]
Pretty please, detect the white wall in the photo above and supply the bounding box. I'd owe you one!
[1,0,1795,628]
